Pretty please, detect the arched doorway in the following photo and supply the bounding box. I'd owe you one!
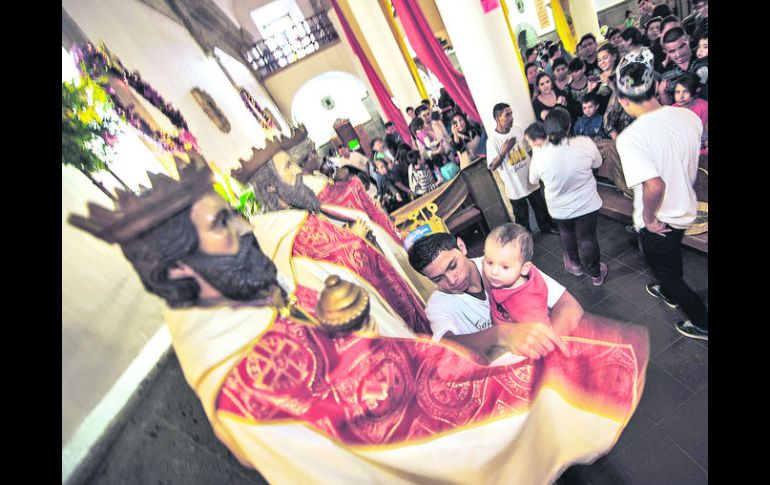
[290,71,372,146]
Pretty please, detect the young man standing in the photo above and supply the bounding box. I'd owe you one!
[577,33,601,77]
[486,103,558,234]
[615,58,708,340]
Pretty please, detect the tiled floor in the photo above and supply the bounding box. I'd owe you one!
[72,216,707,485]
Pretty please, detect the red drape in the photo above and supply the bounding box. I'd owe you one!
[392,0,481,122]
[331,1,413,148]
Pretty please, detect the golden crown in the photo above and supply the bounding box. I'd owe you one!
[231,125,308,183]
[68,156,213,244]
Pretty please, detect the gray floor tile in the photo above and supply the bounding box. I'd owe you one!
[588,293,646,323]
[570,282,613,310]
[653,336,709,394]
[598,232,638,259]
[613,245,649,273]
[644,298,685,324]
[635,362,693,425]
[661,386,708,471]
[533,231,562,251]
[597,431,707,484]
[631,312,682,360]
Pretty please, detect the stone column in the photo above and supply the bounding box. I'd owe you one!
[433,0,534,133]
[568,0,603,41]
[346,0,423,116]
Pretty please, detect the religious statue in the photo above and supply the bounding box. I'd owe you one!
[68,160,649,483]
[231,129,432,335]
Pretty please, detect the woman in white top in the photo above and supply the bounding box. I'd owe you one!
[529,107,608,286]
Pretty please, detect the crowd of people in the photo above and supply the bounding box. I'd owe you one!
[480,0,708,339]
[319,89,486,214]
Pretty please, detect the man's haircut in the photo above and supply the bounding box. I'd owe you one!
[525,62,539,73]
[582,93,601,107]
[492,102,510,120]
[652,4,671,18]
[421,98,431,106]
[548,44,560,57]
[384,121,395,128]
[607,28,621,39]
[661,15,680,29]
[645,16,663,30]
[568,57,585,72]
[406,106,415,113]
[544,107,572,146]
[408,232,459,273]
[415,105,429,117]
[488,224,534,262]
[673,72,700,95]
[621,27,644,46]
[524,121,547,141]
[552,57,568,70]
[526,47,535,57]
[406,150,420,166]
[579,33,596,46]
[662,26,687,45]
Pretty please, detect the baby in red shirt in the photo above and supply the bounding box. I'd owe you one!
[482,223,551,326]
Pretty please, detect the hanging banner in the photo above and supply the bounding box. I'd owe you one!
[480,0,500,14]
[535,0,549,29]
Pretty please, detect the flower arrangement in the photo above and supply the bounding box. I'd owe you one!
[239,87,280,139]
[62,66,126,200]
[73,42,200,154]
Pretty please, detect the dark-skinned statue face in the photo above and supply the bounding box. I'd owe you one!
[250,150,321,213]
[182,193,279,302]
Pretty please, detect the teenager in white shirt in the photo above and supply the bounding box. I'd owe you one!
[614,57,708,340]
[486,103,558,234]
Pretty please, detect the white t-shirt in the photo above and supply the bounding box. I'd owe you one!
[485,126,540,200]
[425,257,566,341]
[616,106,702,230]
[529,136,604,220]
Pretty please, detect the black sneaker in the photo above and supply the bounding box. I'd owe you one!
[646,283,679,309]
[675,320,708,341]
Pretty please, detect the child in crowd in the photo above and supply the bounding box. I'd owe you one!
[573,94,608,140]
[696,34,708,60]
[374,158,407,212]
[672,73,708,154]
[407,150,442,196]
[524,122,547,154]
[482,223,551,327]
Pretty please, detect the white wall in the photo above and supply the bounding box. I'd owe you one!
[291,71,371,145]
[63,0,274,174]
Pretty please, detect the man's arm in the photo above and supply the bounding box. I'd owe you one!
[488,137,516,171]
[443,323,570,361]
[642,176,670,234]
[550,291,584,336]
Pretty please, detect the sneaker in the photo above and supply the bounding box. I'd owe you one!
[645,283,679,309]
[563,254,584,276]
[675,320,708,341]
[591,262,608,286]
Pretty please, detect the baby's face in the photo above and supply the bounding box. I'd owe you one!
[483,240,529,289]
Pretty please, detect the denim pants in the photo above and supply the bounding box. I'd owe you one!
[553,210,602,277]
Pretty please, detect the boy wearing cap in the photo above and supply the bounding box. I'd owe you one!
[614,54,709,341]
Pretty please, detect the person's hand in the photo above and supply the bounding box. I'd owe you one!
[395,192,403,202]
[557,95,567,106]
[587,79,599,92]
[644,217,671,235]
[502,136,518,153]
[497,322,571,360]
[600,71,611,84]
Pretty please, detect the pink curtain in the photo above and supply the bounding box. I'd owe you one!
[331,1,413,149]
[392,0,481,122]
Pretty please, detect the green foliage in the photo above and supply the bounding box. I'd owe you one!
[213,174,262,219]
[61,72,121,175]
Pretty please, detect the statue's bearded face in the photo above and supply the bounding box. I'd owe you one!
[183,193,278,301]
[251,155,321,213]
